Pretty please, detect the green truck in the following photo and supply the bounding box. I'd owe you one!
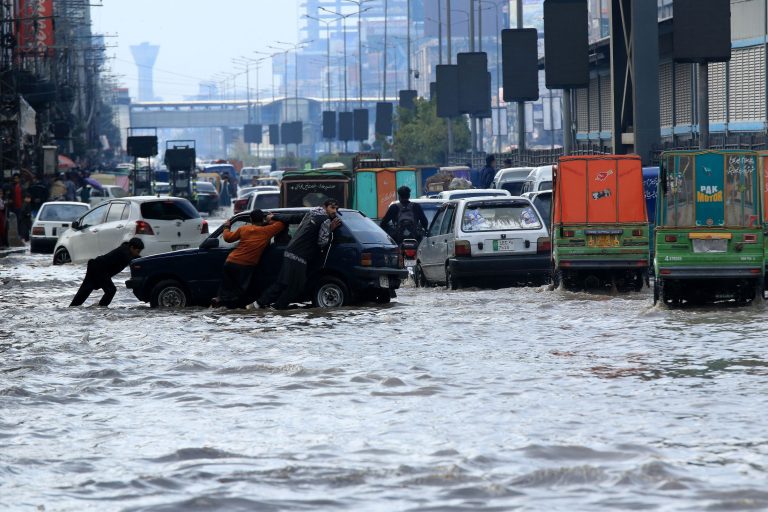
[654,150,763,305]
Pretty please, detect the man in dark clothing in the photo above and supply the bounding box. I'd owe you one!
[258,199,341,309]
[479,154,497,189]
[70,238,144,307]
[380,186,429,244]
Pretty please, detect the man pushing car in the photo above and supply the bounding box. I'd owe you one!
[70,238,144,307]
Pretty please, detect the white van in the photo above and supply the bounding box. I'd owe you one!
[521,165,554,194]
[492,167,533,195]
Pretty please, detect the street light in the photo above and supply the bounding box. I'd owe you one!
[477,0,506,153]
[342,0,373,107]
[270,40,312,123]
[305,14,338,114]
[320,6,371,113]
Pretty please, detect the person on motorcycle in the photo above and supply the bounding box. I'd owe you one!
[380,186,429,244]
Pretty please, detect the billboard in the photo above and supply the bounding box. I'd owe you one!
[18,0,55,54]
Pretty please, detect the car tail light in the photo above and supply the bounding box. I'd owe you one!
[361,252,373,266]
[32,226,45,236]
[563,229,575,238]
[201,220,209,234]
[664,235,677,243]
[743,234,757,243]
[632,229,643,237]
[537,237,552,254]
[135,220,155,236]
[454,240,471,256]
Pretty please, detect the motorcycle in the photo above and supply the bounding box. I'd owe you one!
[400,238,419,281]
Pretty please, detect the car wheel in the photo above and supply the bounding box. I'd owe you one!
[414,263,428,287]
[312,277,349,308]
[53,247,71,265]
[446,265,461,290]
[150,279,189,308]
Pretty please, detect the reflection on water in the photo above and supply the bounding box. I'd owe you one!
[2,248,768,511]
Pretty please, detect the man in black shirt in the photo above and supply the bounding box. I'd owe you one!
[380,186,429,244]
[70,238,144,307]
[258,199,341,309]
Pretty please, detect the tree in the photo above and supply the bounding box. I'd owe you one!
[393,99,470,165]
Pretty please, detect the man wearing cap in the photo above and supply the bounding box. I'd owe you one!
[213,209,285,308]
[259,199,341,309]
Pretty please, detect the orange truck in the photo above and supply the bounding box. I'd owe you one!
[552,155,650,291]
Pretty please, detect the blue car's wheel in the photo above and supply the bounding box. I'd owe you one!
[150,279,189,308]
[312,277,349,308]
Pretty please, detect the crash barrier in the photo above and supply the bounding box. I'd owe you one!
[448,145,609,170]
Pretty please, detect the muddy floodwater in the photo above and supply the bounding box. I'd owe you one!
[2,246,768,511]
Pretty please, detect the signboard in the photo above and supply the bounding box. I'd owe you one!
[694,152,725,227]
[18,0,54,55]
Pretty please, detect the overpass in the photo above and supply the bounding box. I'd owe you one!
[128,96,398,157]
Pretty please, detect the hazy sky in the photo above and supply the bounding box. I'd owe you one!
[92,0,299,101]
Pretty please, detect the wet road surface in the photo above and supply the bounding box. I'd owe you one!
[2,243,768,511]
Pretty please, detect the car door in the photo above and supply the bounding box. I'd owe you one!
[193,218,250,298]
[71,203,109,261]
[435,204,457,283]
[419,207,446,281]
[98,201,130,253]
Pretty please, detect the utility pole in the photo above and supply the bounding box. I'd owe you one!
[383,0,388,100]
[447,0,454,156]
[469,0,477,158]
[407,0,412,90]
[517,0,526,152]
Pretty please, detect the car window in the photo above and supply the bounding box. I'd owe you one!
[439,206,455,235]
[533,195,552,224]
[419,203,440,226]
[196,182,216,193]
[336,211,392,244]
[38,204,88,222]
[217,219,249,249]
[111,187,128,198]
[538,181,552,191]
[429,208,446,237]
[461,202,543,232]
[253,193,280,210]
[140,200,201,220]
[501,182,525,195]
[91,188,105,198]
[106,202,127,223]
[80,204,109,228]
[121,203,132,220]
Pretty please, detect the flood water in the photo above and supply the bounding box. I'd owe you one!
[2,241,768,511]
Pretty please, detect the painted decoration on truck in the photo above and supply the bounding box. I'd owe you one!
[695,153,725,227]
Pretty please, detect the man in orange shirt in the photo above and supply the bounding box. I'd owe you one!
[214,209,285,308]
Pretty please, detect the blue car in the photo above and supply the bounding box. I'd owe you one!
[125,208,408,308]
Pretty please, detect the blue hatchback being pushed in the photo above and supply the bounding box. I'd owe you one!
[126,208,408,308]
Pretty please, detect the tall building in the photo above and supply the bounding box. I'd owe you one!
[130,42,160,102]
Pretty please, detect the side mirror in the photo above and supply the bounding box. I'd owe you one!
[71,220,80,230]
[200,237,219,250]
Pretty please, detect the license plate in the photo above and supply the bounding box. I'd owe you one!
[692,239,727,253]
[588,235,619,248]
[493,239,517,252]
[379,275,390,288]
[172,244,189,251]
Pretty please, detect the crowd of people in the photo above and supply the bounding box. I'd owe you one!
[0,169,95,247]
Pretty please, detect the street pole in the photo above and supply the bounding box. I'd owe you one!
[698,62,709,149]
[383,0,388,100]
[446,0,454,157]
[438,0,443,65]
[517,0,526,153]
[563,88,572,155]
[407,0,412,90]
[469,0,477,158]
[358,8,363,107]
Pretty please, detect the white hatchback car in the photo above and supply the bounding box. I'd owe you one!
[53,196,209,265]
[414,197,551,289]
[30,201,90,254]
[246,190,281,211]
[435,189,511,201]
